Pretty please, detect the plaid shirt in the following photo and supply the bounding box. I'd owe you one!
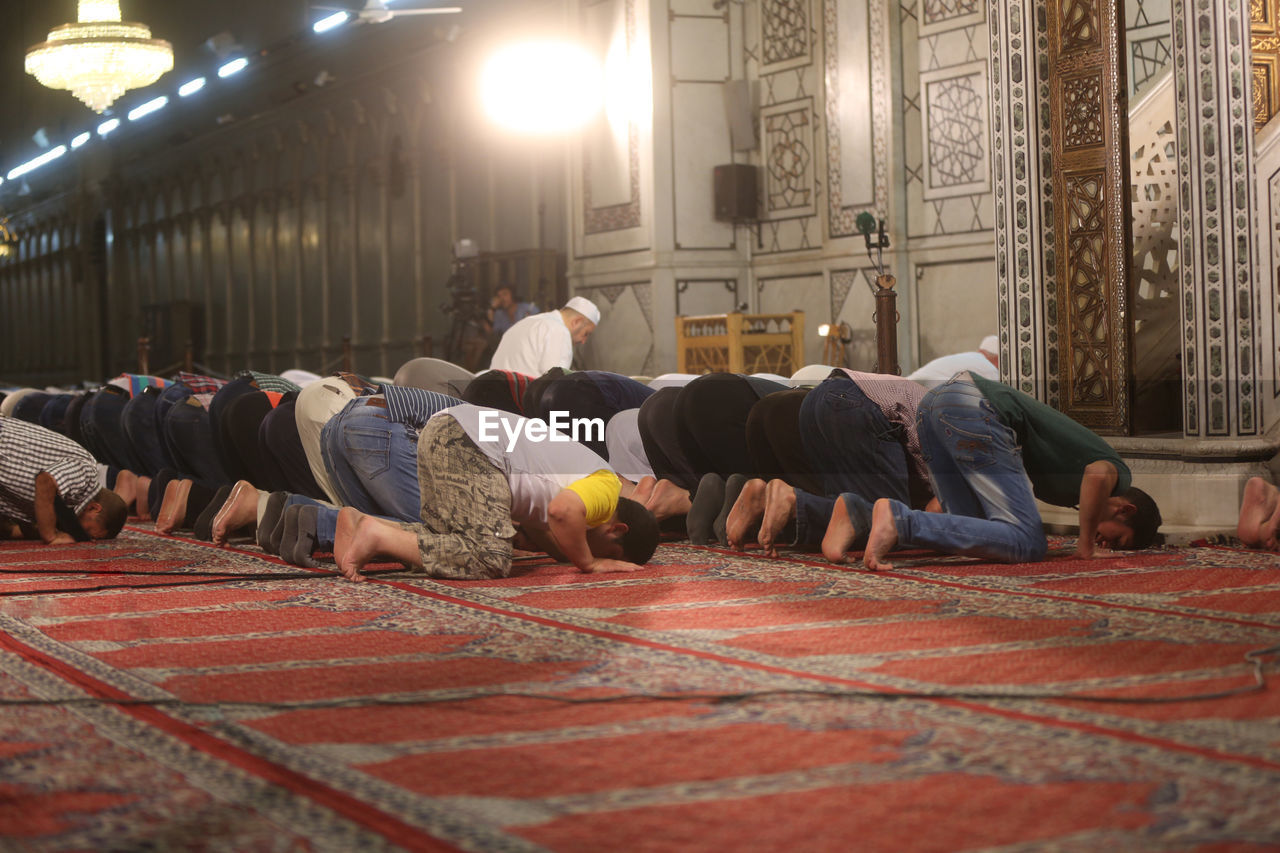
[0,416,100,521]
[106,373,169,397]
[176,371,227,396]
[240,371,302,395]
[835,369,930,497]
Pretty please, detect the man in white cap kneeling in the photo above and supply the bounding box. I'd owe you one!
[488,296,601,377]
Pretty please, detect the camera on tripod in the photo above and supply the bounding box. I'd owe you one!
[440,238,482,318]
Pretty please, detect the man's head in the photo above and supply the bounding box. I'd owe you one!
[584,497,660,565]
[1095,486,1162,550]
[561,296,601,345]
[493,285,515,309]
[78,488,127,540]
[979,334,999,368]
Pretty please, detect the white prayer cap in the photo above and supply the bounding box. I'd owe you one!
[565,296,601,325]
[979,335,999,355]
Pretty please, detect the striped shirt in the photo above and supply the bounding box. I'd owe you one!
[0,416,101,521]
[380,385,463,429]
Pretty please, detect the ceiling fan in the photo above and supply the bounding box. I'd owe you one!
[314,0,462,25]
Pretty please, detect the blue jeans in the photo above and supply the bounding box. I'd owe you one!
[790,374,913,547]
[320,399,420,522]
[861,376,1046,563]
[164,397,230,485]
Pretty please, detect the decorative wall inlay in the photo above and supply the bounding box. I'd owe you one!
[829,268,863,319]
[1062,73,1105,148]
[920,62,991,199]
[1251,1,1280,129]
[1173,0,1260,436]
[824,0,889,238]
[1060,0,1102,52]
[920,0,986,35]
[1270,166,1280,399]
[761,99,817,218]
[762,0,812,72]
[582,0,642,235]
[904,2,995,237]
[989,0,1051,399]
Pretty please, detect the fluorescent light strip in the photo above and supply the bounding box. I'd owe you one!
[218,57,249,78]
[178,77,206,97]
[7,146,68,180]
[313,11,349,32]
[71,132,92,149]
[97,118,121,136]
[128,96,169,121]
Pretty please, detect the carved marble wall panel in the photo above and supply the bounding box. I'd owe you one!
[920,61,991,199]
[753,0,822,255]
[1126,0,1173,99]
[761,98,818,219]
[676,278,742,316]
[912,258,999,364]
[577,281,655,375]
[574,0,650,258]
[903,1,995,238]
[823,0,889,238]
[761,0,813,73]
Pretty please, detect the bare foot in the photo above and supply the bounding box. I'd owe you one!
[333,507,369,581]
[1238,477,1280,549]
[725,478,767,550]
[113,469,138,516]
[629,475,658,505]
[863,498,899,571]
[134,476,152,521]
[645,479,692,520]
[211,480,259,546]
[758,479,797,557]
[154,479,192,535]
[821,496,860,563]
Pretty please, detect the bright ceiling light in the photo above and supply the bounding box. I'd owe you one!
[24,0,173,114]
[7,146,68,180]
[313,11,349,33]
[127,95,168,120]
[71,132,92,148]
[97,118,121,136]
[178,77,206,97]
[217,57,248,78]
[481,42,603,134]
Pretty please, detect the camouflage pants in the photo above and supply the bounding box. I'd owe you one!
[407,415,515,579]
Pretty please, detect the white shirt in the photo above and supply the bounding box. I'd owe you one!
[906,351,999,389]
[604,408,653,481]
[442,404,612,529]
[488,310,573,377]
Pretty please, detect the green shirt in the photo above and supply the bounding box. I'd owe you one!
[970,375,1131,507]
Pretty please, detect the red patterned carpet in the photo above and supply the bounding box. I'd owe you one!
[3,527,1280,850]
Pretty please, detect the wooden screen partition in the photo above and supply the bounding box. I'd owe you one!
[676,312,806,375]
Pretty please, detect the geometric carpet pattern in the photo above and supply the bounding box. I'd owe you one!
[3,529,1280,849]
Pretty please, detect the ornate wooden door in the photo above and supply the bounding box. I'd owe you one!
[1047,0,1132,434]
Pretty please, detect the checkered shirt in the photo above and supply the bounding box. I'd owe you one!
[0,416,100,521]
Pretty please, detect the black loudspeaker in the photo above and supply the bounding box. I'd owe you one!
[713,163,759,223]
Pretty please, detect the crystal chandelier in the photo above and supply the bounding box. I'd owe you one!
[25,0,173,114]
